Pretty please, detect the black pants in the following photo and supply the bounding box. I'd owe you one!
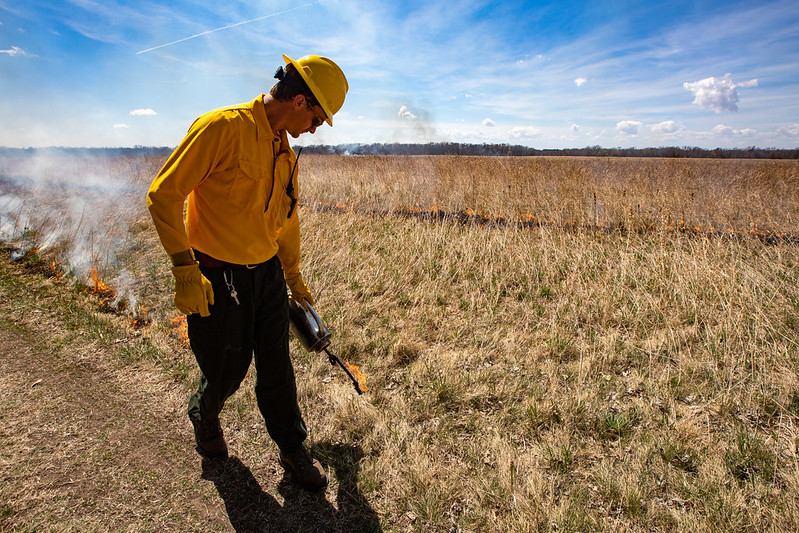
[186,255,307,450]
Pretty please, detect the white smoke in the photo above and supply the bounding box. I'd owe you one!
[0,150,148,311]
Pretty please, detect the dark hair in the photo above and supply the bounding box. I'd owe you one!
[270,63,318,105]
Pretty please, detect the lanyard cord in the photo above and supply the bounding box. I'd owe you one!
[265,146,301,215]
[286,147,301,218]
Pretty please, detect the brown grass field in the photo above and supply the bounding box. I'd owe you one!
[1,152,799,532]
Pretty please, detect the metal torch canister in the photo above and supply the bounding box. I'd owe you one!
[287,299,331,352]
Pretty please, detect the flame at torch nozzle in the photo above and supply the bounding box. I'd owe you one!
[324,348,366,394]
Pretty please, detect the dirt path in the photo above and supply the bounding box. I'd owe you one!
[0,262,382,532]
[0,318,238,530]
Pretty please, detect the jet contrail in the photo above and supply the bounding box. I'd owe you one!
[137,2,320,54]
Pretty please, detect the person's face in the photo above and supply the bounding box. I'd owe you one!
[287,95,327,138]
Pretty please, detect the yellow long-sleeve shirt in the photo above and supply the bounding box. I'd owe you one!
[146,95,302,277]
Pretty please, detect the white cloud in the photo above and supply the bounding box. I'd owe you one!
[113,123,130,129]
[712,124,756,136]
[683,74,758,113]
[129,108,157,116]
[649,120,684,134]
[574,77,587,87]
[509,126,540,138]
[482,118,496,127]
[464,94,472,99]
[398,105,417,120]
[570,123,580,132]
[616,120,643,135]
[776,124,799,137]
[1,46,28,56]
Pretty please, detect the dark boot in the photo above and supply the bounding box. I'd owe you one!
[278,445,328,491]
[190,417,228,459]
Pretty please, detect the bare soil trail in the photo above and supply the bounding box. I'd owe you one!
[0,320,233,531]
[0,258,381,532]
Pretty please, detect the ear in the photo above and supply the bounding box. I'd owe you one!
[292,94,306,110]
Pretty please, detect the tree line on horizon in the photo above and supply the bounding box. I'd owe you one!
[1,143,797,159]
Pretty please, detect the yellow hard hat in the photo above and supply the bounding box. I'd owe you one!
[282,54,348,126]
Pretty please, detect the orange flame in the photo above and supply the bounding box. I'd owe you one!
[344,360,368,392]
[48,261,64,280]
[131,305,149,329]
[171,315,189,344]
[90,266,115,297]
[88,266,119,312]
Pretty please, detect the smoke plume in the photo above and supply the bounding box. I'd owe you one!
[0,149,150,310]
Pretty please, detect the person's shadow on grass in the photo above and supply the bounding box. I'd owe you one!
[201,442,381,533]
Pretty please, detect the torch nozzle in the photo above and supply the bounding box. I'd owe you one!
[323,348,365,395]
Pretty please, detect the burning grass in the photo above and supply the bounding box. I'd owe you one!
[2,152,799,531]
[171,314,189,344]
[343,360,369,393]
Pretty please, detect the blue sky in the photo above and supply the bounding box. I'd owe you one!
[1,0,798,149]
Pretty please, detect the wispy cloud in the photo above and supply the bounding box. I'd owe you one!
[1,46,30,57]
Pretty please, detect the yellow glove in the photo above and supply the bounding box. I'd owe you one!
[286,272,313,309]
[172,262,215,317]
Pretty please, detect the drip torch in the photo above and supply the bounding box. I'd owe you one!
[288,299,365,395]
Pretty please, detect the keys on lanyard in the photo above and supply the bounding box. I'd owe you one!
[223,269,240,306]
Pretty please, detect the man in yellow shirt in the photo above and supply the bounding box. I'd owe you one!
[147,54,348,492]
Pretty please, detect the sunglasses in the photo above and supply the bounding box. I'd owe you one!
[305,99,326,128]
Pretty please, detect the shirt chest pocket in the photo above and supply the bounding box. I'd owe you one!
[228,159,272,212]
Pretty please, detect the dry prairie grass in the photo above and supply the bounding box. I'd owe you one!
[2,153,799,531]
[301,155,799,236]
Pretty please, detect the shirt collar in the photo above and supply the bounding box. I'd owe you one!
[253,94,274,142]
